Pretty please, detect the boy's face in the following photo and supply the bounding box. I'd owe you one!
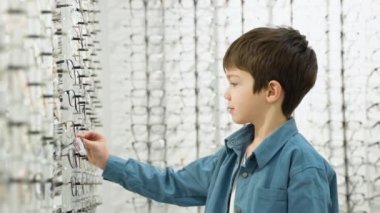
[224,67,267,124]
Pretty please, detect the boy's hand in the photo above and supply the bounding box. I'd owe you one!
[77,131,109,170]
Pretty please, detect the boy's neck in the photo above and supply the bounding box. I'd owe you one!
[246,112,288,157]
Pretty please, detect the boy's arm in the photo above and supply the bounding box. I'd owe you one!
[102,150,222,206]
[287,167,339,213]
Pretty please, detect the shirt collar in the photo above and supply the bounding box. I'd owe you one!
[253,118,298,169]
[224,118,299,169]
[224,123,254,156]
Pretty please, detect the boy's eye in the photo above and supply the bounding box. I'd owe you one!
[230,82,238,86]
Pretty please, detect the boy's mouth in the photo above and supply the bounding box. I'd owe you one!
[227,107,235,113]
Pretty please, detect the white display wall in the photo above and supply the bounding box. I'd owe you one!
[0,0,104,212]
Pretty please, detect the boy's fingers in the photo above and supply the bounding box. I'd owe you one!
[76,131,88,138]
[81,138,93,149]
[77,131,103,141]
[78,131,94,138]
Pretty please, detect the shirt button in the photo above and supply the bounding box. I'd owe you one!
[241,172,248,178]
[236,208,241,213]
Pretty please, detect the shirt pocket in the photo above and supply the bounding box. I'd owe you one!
[253,187,288,212]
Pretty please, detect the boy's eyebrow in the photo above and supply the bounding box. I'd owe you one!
[226,74,240,79]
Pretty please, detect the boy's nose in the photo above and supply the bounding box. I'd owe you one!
[224,89,231,101]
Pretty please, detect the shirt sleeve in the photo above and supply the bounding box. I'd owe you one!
[102,150,223,206]
[287,167,338,213]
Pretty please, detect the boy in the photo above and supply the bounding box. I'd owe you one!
[78,27,339,213]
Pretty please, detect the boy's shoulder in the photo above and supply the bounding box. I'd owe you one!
[282,132,335,177]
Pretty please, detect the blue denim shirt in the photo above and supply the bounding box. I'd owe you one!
[103,118,339,213]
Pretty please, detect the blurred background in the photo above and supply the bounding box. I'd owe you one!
[0,0,379,213]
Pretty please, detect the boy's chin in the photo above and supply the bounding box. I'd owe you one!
[231,117,247,125]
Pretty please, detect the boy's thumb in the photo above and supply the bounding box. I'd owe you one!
[81,138,93,149]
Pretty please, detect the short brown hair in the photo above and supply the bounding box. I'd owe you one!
[223,27,318,118]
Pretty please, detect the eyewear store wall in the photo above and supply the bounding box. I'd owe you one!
[0,0,379,213]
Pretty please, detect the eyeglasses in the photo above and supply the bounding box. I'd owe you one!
[57,146,82,169]
[125,197,149,212]
[6,171,46,211]
[70,195,102,213]
[55,120,85,144]
[50,171,101,200]
[128,140,149,161]
[130,123,168,140]
[173,88,197,107]
[129,105,165,121]
[58,89,90,120]
[127,0,147,10]
[366,102,380,121]
[53,136,89,171]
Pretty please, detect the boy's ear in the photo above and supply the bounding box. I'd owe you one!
[265,80,283,103]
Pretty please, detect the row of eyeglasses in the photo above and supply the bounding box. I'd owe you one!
[0,0,103,212]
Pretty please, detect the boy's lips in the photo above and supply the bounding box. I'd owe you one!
[227,107,235,113]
